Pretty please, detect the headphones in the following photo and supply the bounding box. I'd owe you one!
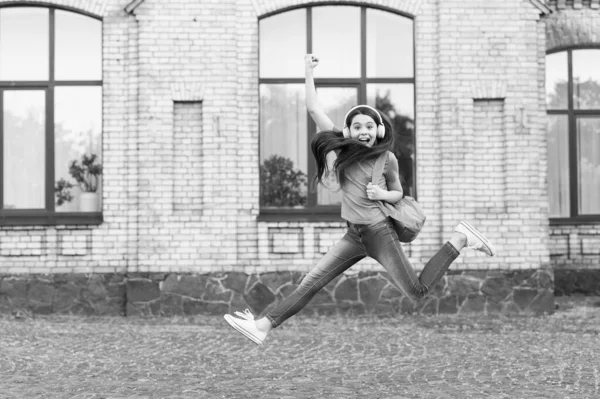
[342,105,386,139]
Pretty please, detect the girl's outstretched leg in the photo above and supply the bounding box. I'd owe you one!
[224,227,366,345]
[362,220,494,300]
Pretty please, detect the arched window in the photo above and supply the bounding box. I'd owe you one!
[0,6,102,225]
[546,48,600,220]
[258,6,415,219]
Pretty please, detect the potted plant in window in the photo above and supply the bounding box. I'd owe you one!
[259,155,307,207]
[54,153,103,212]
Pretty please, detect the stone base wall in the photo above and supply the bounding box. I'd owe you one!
[0,269,555,317]
[555,269,600,296]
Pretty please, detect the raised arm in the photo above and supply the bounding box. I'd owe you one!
[305,54,335,132]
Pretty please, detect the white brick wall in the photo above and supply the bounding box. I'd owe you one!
[1,0,591,275]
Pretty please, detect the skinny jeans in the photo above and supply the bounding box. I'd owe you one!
[265,219,460,328]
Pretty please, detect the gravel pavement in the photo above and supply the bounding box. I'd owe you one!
[1,299,599,399]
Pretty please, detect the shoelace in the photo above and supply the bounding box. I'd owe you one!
[234,309,255,321]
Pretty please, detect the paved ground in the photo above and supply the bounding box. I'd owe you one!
[1,298,599,399]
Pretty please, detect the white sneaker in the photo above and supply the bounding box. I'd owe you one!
[224,309,267,346]
[455,222,495,256]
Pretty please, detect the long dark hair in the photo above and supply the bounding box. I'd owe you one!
[311,106,394,188]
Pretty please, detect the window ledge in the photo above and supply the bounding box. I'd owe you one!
[549,217,600,226]
[258,207,344,223]
[0,212,103,226]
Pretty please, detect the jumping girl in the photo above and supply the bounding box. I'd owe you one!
[224,55,495,345]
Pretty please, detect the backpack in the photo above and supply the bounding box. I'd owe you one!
[371,153,426,243]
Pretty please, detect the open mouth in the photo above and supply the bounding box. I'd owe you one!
[358,137,371,144]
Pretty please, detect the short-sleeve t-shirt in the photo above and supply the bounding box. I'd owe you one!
[339,152,391,224]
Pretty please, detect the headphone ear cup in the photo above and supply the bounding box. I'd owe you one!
[377,124,385,139]
[342,126,350,138]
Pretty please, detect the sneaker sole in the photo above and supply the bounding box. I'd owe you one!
[460,221,496,256]
[223,314,264,346]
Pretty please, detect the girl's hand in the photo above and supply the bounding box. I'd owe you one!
[366,182,386,201]
[305,54,319,69]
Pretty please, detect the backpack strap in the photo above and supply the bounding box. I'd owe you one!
[371,152,388,185]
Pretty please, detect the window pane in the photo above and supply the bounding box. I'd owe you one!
[573,50,600,110]
[546,52,568,109]
[315,87,357,205]
[55,10,102,81]
[547,115,570,217]
[0,8,49,80]
[368,84,415,196]
[367,9,413,78]
[577,118,600,215]
[260,84,307,208]
[259,9,306,78]
[54,87,103,212]
[3,90,45,209]
[312,7,360,78]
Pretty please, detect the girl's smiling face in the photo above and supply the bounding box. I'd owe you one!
[349,114,377,147]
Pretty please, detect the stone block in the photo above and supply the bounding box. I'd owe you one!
[459,294,485,314]
[156,294,184,316]
[359,277,387,312]
[0,278,28,298]
[527,290,555,315]
[334,278,358,301]
[380,285,403,300]
[507,271,536,287]
[532,270,553,289]
[279,284,297,298]
[446,275,482,296]
[514,288,538,310]
[127,279,160,302]
[398,297,416,314]
[85,275,109,301]
[230,292,249,312]
[419,297,438,315]
[53,283,81,312]
[162,274,206,299]
[485,299,503,314]
[438,295,458,314]
[204,279,232,302]
[554,270,600,296]
[243,282,275,313]
[28,280,55,305]
[261,272,294,293]
[481,276,512,301]
[95,297,125,317]
[501,302,521,315]
[222,272,248,293]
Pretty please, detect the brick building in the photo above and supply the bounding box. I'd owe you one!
[0,0,598,316]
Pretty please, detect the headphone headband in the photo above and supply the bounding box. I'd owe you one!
[343,105,383,127]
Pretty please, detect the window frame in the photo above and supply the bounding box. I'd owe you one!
[547,46,600,225]
[0,5,103,226]
[258,4,416,222]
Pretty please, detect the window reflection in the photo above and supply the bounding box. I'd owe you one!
[547,115,570,217]
[54,87,103,212]
[55,10,102,81]
[259,9,306,78]
[573,50,600,110]
[546,52,568,109]
[0,8,48,80]
[312,7,360,78]
[367,8,413,78]
[3,91,46,209]
[577,118,600,215]
[368,84,415,196]
[260,84,308,208]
